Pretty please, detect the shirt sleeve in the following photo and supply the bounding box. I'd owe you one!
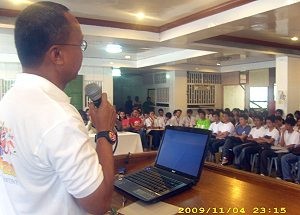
[38,116,103,199]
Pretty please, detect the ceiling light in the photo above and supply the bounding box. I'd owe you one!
[125,55,131,59]
[136,12,145,20]
[217,63,221,66]
[105,44,122,53]
[112,67,121,77]
[291,36,298,41]
[166,74,170,79]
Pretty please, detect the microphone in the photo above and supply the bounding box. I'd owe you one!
[85,83,102,108]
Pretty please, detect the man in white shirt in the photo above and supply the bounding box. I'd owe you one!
[0,2,115,215]
[208,111,223,135]
[157,108,166,129]
[145,111,163,149]
[169,109,182,126]
[233,115,265,169]
[180,109,196,127]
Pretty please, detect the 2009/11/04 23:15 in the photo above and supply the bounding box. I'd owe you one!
[178,207,287,214]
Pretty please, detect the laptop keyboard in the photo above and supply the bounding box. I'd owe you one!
[125,168,182,194]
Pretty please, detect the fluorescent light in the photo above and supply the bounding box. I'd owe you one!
[291,36,298,41]
[136,12,145,20]
[112,67,121,76]
[125,55,131,59]
[217,63,221,66]
[105,44,122,53]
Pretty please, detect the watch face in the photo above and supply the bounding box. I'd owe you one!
[109,131,117,142]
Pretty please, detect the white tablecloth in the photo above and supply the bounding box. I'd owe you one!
[89,131,143,155]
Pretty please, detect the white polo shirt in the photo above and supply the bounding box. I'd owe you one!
[209,121,223,134]
[249,126,266,138]
[0,73,103,215]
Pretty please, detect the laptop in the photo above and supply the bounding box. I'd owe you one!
[114,126,211,203]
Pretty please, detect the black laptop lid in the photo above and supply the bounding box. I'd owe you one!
[155,126,211,181]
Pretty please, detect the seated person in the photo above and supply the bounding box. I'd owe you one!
[144,111,164,149]
[208,111,223,137]
[169,109,182,126]
[258,117,299,178]
[195,109,211,129]
[129,108,147,148]
[281,146,300,183]
[233,115,266,169]
[180,109,196,127]
[118,110,130,131]
[165,112,172,126]
[208,112,234,159]
[221,114,251,165]
[157,108,166,129]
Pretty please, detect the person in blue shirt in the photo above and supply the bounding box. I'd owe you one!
[221,114,251,165]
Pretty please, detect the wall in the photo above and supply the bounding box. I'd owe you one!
[223,85,245,110]
[0,63,114,109]
[113,74,144,110]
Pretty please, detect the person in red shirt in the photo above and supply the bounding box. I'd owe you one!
[129,108,147,148]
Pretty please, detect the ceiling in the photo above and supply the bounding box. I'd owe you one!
[1,0,300,74]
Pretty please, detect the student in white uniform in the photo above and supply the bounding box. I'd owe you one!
[181,109,196,127]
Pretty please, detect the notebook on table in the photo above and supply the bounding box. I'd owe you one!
[114,125,211,203]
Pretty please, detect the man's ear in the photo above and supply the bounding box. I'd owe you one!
[48,46,64,65]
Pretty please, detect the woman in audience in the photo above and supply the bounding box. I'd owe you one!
[119,110,130,131]
[233,115,266,169]
[259,117,297,178]
[195,109,210,129]
[221,114,251,165]
[181,109,196,127]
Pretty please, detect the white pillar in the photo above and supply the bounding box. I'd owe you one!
[275,56,300,114]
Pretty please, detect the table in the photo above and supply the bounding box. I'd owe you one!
[112,152,300,214]
[89,132,143,155]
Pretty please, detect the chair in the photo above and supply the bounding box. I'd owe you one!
[267,157,278,176]
[146,134,153,150]
[251,153,259,172]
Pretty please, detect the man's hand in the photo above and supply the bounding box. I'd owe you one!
[88,93,116,132]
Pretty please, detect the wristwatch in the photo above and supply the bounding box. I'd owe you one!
[95,131,117,144]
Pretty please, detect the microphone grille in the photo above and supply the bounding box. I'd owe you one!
[85,83,101,101]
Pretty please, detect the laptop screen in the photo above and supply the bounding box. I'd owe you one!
[155,126,210,178]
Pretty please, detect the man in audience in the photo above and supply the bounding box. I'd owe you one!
[129,108,147,148]
[142,96,154,113]
[145,111,164,149]
[181,109,196,127]
[169,109,182,126]
[259,117,299,178]
[208,111,223,136]
[124,95,133,115]
[208,112,234,160]
[233,115,266,170]
[195,109,211,129]
[221,114,251,165]
[281,146,300,183]
[0,2,115,214]
[157,108,166,129]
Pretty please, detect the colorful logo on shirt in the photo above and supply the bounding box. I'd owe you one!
[0,124,16,177]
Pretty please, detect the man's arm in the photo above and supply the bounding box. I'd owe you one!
[77,93,115,215]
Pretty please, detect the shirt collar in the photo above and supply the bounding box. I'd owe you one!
[14,73,70,103]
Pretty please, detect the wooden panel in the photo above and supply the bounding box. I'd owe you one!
[113,152,300,214]
[221,71,240,85]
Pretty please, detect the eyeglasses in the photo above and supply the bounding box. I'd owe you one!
[55,40,87,52]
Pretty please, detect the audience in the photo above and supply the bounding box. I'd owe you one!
[221,114,251,165]
[95,99,300,184]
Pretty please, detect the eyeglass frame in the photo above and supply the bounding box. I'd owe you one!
[54,40,87,52]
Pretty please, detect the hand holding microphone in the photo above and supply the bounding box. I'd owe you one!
[85,83,115,132]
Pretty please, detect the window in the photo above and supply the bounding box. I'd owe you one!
[250,87,268,108]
